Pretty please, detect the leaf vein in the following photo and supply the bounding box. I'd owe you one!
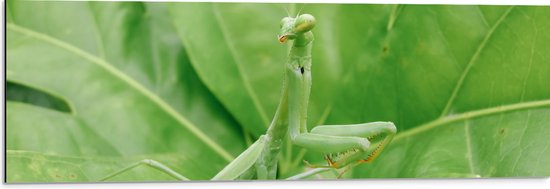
[520,13,538,102]
[86,2,107,59]
[476,6,490,28]
[212,4,270,127]
[464,120,475,175]
[394,98,550,141]
[439,6,515,117]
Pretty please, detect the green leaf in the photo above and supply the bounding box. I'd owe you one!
[7,1,245,181]
[358,103,550,178]
[309,5,550,177]
[345,5,550,178]
[7,101,119,156]
[169,3,290,136]
[6,103,206,182]
[7,150,193,182]
[170,3,550,178]
[6,103,190,182]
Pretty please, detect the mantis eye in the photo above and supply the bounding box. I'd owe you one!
[294,14,316,33]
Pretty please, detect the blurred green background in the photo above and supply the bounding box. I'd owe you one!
[6,1,550,182]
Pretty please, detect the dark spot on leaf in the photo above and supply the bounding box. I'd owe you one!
[69,174,76,178]
[383,46,388,53]
[499,128,506,135]
[300,67,304,74]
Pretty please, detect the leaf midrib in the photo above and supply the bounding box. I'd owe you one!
[394,99,550,141]
[7,23,234,162]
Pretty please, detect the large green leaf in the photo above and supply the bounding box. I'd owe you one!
[318,5,550,178]
[7,1,245,181]
[170,3,550,178]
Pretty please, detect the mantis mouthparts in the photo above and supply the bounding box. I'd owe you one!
[278,35,288,43]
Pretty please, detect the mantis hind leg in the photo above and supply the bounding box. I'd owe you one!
[99,159,189,181]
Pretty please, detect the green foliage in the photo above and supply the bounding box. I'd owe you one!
[7,1,244,181]
[6,1,550,182]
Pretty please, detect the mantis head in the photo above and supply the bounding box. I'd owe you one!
[278,14,316,43]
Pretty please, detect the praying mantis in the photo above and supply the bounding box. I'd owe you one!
[100,13,396,181]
